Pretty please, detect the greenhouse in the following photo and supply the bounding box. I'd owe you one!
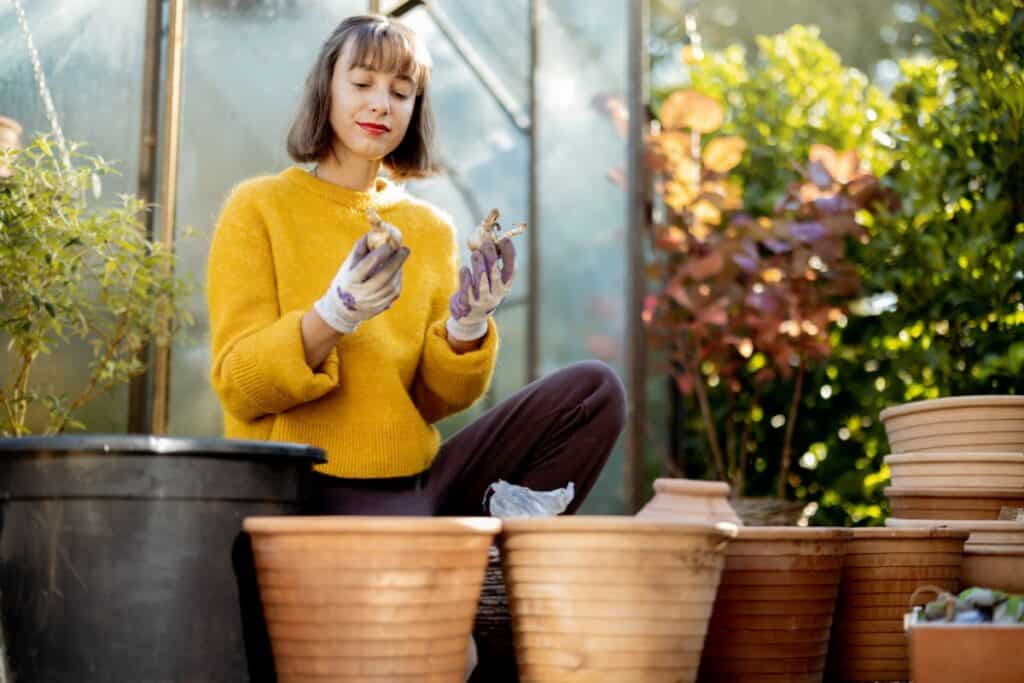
[0,0,1022,681]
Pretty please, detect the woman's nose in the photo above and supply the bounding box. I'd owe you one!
[370,91,390,115]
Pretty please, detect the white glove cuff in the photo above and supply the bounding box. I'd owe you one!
[446,316,488,342]
[314,295,358,335]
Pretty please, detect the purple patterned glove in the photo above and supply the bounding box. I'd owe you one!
[314,235,410,334]
[447,238,516,341]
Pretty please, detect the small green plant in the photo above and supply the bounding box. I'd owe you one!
[0,135,192,435]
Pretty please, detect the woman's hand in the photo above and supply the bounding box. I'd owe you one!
[313,235,410,335]
[446,238,516,342]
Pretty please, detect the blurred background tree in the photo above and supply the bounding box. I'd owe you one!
[646,0,1024,525]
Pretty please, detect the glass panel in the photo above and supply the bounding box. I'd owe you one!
[0,0,147,433]
[419,0,529,108]
[538,0,629,513]
[167,1,531,437]
[651,0,924,92]
[400,4,530,419]
[168,0,371,436]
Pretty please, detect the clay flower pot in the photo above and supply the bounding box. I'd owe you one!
[828,527,969,682]
[0,115,22,178]
[697,527,852,683]
[637,478,742,525]
[880,396,1024,453]
[885,452,1024,489]
[243,516,501,682]
[885,487,1024,520]
[500,516,737,683]
[887,518,1024,593]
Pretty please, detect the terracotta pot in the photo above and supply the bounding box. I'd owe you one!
[697,527,851,683]
[243,516,500,683]
[885,486,1024,520]
[885,452,1024,489]
[500,516,737,683]
[0,115,22,178]
[885,518,1024,593]
[637,478,742,524]
[881,396,1024,452]
[889,432,1024,453]
[827,528,968,682]
[909,621,1024,683]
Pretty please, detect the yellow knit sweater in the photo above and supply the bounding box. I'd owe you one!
[207,167,499,478]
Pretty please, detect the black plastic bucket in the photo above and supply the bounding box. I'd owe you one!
[0,434,325,682]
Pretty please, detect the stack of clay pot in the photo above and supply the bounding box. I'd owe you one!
[500,516,737,683]
[828,527,969,682]
[638,478,854,683]
[881,396,1024,519]
[881,395,1024,595]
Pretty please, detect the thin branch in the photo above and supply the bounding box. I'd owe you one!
[735,394,758,497]
[725,390,737,483]
[51,313,130,433]
[776,360,806,498]
[686,353,728,483]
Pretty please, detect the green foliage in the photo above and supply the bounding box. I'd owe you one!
[0,136,193,435]
[675,25,899,217]
[806,0,1024,524]
[658,3,1024,526]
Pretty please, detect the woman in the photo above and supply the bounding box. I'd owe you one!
[207,14,625,520]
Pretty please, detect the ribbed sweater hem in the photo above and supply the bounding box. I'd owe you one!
[269,419,441,478]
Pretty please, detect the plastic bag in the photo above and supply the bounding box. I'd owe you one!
[484,479,575,518]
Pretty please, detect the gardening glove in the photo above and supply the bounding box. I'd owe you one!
[313,235,410,334]
[446,238,516,342]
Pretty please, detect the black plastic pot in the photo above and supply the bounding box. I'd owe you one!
[0,434,325,683]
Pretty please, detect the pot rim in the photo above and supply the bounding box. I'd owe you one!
[886,452,1024,463]
[0,434,326,462]
[733,526,853,540]
[886,518,1024,532]
[884,486,1024,498]
[652,478,732,497]
[244,515,502,535]
[880,395,1024,422]
[847,527,970,540]
[501,515,739,537]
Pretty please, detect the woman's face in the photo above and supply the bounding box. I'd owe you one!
[328,42,418,162]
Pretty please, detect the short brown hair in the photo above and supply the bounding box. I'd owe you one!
[287,15,437,179]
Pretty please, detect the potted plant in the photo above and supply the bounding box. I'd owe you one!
[0,133,325,682]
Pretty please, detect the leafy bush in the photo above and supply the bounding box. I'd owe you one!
[652,2,1024,525]
[0,136,193,435]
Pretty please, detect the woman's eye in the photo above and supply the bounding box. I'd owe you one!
[353,82,370,88]
[392,91,411,100]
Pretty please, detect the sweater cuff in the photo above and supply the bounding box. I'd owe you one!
[228,310,340,417]
[419,316,499,406]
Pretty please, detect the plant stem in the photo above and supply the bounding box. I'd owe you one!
[776,359,805,498]
[735,395,758,497]
[51,314,129,434]
[725,391,737,482]
[686,353,728,483]
[12,349,35,433]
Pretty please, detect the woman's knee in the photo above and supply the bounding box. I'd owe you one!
[561,360,627,428]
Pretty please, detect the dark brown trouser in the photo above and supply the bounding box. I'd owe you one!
[303,359,627,516]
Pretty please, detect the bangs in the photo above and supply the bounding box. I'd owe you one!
[345,22,432,91]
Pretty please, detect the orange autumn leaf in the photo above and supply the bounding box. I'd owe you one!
[659,90,724,134]
[685,251,725,280]
[702,136,747,173]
